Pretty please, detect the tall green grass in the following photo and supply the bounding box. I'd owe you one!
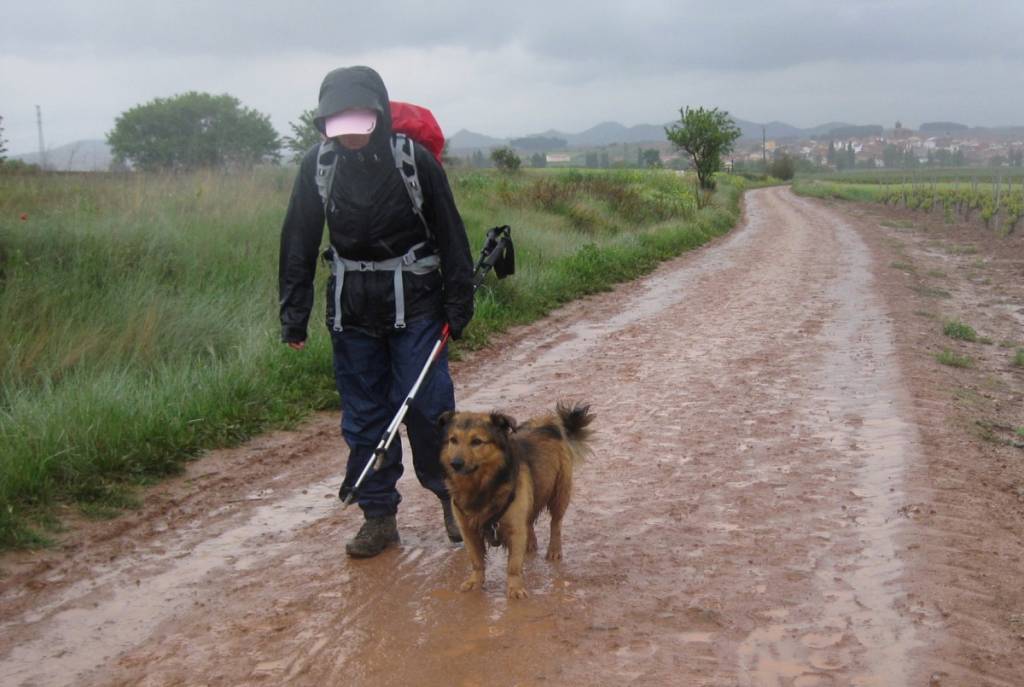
[0,167,742,547]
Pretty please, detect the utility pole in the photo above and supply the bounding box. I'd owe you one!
[36,105,47,170]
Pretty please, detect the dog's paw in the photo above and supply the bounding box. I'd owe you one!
[507,585,529,600]
[545,548,562,562]
[460,575,483,592]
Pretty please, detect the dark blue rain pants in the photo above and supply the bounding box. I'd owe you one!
[331,318,453,517]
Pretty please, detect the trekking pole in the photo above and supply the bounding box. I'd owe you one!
[342,226,514,508]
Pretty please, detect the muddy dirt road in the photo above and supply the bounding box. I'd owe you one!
[2,187,1021,686]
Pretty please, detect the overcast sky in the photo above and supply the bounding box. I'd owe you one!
[3,0,1023,155]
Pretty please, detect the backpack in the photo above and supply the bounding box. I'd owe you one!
[390,101,445,164]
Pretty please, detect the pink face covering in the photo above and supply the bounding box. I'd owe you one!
[325,108,378,137]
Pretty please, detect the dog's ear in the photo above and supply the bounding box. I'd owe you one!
[437,411,455,430]
[489,412,517,434]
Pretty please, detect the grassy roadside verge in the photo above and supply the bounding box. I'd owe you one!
[0,168,745,548]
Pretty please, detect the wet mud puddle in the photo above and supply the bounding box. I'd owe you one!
[735,196,921,686]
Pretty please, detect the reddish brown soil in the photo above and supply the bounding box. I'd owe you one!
[1,187,1021,686]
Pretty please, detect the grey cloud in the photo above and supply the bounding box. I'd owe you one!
[5,1,1023,73]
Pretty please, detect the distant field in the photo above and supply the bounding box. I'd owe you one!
[0,166,744,548]
[793,176,1023,233]
[801,167,1024,185]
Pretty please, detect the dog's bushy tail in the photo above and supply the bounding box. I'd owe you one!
[557,401,594,464]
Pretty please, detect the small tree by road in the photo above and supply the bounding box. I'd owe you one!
[491,146,521,173]
[665,106,741,192]
[107,92,280,172]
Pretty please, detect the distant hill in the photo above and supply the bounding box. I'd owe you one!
[733,119,810,140]
[561,121,670,146]
[14,139,113,171]
[447,129,508,151]
[800,121,857,137]
[450,118,876,152]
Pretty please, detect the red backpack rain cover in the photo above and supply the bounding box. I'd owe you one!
[390,101,445,164]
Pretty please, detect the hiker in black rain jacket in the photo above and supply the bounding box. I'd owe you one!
[279,66,473,557]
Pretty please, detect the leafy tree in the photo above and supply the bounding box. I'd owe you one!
[0,115,7,163]
[471,149,486,168]
[283,108,321,163]
[585,151,600,168]
[639,148,662,168]
[665,106,741,190]
[827,141,837,167]
[490,146,521,173]
[767,153,795,180]
[530,152,547,168]
[107,92,280,171]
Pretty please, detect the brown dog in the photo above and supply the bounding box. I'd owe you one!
[439,401,594,599]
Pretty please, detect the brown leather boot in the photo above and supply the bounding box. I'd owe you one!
[345,515,399,558]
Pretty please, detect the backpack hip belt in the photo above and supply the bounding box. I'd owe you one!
[327,241,440,332]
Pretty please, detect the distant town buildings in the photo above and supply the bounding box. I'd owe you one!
[742,123,1022,170]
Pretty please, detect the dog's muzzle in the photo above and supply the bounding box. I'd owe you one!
[448,457,477,475]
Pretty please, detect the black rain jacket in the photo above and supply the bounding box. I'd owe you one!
[278,66,474,341]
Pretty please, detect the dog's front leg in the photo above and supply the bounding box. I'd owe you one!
[455,509,486,592]
[505,524,529,599]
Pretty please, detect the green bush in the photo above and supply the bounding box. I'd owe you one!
[767,154,796,181]
[943,320,978,342]
[936,349,973,368]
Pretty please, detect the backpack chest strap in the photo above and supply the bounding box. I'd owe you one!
[327,241,440,332]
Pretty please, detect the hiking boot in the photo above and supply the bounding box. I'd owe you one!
[442,498,462,543]
[345,515,399,558]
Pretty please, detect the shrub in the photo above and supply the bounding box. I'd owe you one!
[936,349,973,368]
[943,320,978,342]
[490,146,521,173]
[767,154,796,181]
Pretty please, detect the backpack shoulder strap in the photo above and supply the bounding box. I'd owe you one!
[391,133,433,241]
[315,139,337,212]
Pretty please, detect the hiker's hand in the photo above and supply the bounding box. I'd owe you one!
[287,341,305,350]
[446,314,470,341]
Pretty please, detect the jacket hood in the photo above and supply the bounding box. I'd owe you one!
[314,66,393,144]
